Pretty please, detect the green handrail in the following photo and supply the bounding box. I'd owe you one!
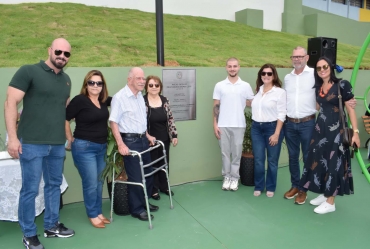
[349,32,370,183]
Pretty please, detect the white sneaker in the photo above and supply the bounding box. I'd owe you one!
[314,201,336,214]
[222,177,231,190]
[229,180,239,191]
[310,194,327,206]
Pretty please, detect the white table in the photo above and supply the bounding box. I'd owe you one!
[0,158,68,221]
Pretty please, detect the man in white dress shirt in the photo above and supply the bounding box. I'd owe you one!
[213,57,254,191]
[109,67,159,221]
[283,46,316,204]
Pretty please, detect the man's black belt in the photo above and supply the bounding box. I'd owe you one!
[120,132,146,138]
[286,114,316,123]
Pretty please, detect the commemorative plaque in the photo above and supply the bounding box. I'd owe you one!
[162,69,196,121]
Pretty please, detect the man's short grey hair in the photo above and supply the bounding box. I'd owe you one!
[128,68,135,78]
[293,46,307,55]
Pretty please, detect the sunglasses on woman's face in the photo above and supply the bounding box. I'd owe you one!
[87,80,104,87]
[316,64,329,72]
[261,72,273,76]
[149,83,160,88]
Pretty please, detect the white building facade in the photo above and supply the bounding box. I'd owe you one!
[0,0,285,31]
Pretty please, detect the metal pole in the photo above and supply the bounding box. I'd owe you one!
[326,0,329,12]
[347,0,350,18]
[155,0,165,66]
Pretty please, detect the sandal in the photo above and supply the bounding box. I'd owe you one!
[253,191,261,197]
[266,191,274,198]
[151,193,160,200]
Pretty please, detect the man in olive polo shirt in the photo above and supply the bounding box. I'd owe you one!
[4,38,75,249]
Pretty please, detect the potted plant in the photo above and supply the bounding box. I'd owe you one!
[101,127,130,215]
[239,111,254,186]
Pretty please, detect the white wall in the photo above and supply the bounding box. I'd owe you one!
[0,0,285,31]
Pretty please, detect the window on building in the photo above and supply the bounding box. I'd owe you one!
[332,0,364,7]
[367,0,370,9]
[349,0,363,8]
[331,0,345,4]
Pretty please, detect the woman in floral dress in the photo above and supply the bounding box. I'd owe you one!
[299,57,360,214]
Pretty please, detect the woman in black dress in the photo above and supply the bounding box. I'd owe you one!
[144,75,178,200]
[299,57,360,214]
[65,70,111,228]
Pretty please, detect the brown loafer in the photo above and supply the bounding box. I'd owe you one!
[294,190,307,205]
[89,218,105,228]
[284,187,299,199]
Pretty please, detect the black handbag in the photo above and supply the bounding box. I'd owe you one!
[337,81,354,148]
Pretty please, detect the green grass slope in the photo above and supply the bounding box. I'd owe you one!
[0,3,369,68]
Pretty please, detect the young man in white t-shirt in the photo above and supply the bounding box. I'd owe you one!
[213,57,254,191]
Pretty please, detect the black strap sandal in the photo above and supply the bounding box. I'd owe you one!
[151,193,160,200]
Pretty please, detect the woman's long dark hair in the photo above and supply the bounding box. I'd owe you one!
[313,56,342,91]
[255,63,282,93]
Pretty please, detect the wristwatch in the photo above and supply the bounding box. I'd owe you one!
[354,129,359,134]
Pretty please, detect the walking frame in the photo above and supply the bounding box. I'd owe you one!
[109,140,174,229]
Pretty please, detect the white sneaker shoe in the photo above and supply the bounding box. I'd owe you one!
[310,194,327,206]
[314,201,336,214]
[222,177,231,190]
[229,180,239,191]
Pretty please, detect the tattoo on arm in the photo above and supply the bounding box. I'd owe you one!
[213,104,220,122]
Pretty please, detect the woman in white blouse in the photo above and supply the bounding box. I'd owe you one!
[251,64,287,197]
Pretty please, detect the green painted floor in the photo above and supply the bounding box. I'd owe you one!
[1,149,370,249]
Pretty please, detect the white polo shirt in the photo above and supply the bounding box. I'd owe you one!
[283,66,316,119]
[252,85,286,123]
[213,77,254,128]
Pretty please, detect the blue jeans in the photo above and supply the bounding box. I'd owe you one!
[283,119,315,189]
[122,135,153,215]
[251,121,284,192]
[19,142,65,237]
[71,138,107,218]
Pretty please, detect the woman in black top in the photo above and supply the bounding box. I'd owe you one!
[144,75,178,200]
[65,70,111,228]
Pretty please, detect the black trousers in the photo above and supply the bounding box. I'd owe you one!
[150,140,170,193]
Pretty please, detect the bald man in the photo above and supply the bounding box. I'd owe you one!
[5,38,75,249]
[109,67,159,222]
